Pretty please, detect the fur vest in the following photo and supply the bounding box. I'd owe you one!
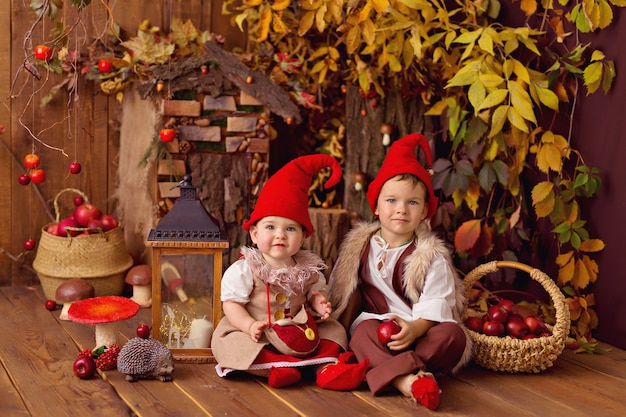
[328,221,473,373]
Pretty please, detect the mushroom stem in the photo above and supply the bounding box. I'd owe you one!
[94,322,119,348]
[59,302,74,321]
[382,133,391,146]
[130,285,152,308]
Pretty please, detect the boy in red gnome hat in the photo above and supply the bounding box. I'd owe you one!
[211,154,369,390]
[327,134,473,410]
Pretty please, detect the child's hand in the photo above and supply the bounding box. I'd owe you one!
[310,290,332,320]
[248,320,267,342]
[386,315,435,351]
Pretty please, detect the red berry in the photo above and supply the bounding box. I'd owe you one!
[97,59,113,73]
[201,65,208,74]
[77,349,94,359]
[35,45,52,61]
[69,161,82,174]
[24,239,36,251]
[159,128,176,142]
[29,169,46,184]
[45,299,57,311]
[18,174,31,185]
[136,324,151,339]
[23,153,41,169]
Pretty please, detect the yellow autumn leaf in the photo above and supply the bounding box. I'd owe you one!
[245,0,263,6]
[531,181,554,205]
[557,253,575,286]
[511,58,530,84]
[520,0,537,16]
[478,88,508,111]
[488,104,508,138]
[556,250,574,267]
[464,182,481,215]
[468,81,486,112]
[478,72,505,88]
[579,238,606,253]
[536,142,563,173]
[535,84,559,111]
[272,14,289,35]
[298,10,315,36]
[598,0,614,29]
[533,190,555,217]
[509,80,537,124]
[583,61,603,89]
[362,19,376,45]
[424,100,449,116]
[345,25,361,54]
[371,0,390,13]
[477,31,494,55]
[507,105,530,132]
[271,0,291,11]
[358,1,373,23]
[573,258,591,289]
[565,199,579,224]
[509,199,522,229]
[258,8,272,42]
[316,4,328,33]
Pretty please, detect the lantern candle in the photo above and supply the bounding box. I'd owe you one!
[184,317,213,348]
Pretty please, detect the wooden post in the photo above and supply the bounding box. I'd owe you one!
[303,208,352,278]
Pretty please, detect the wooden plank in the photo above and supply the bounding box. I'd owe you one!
[0,286,131,416]
[0,360,30,417]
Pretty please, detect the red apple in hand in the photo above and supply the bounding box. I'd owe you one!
[136,324,151,339]
[377,320,401,345]
[73,356,97,379]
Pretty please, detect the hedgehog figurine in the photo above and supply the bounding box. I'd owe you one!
[117,337,174,382]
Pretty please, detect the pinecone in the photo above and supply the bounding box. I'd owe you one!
[96,344,120,371]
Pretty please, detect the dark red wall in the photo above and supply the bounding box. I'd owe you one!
[575,14,626,348]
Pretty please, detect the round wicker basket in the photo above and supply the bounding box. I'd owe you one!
[462,260,570,373]
[32,188,133,301]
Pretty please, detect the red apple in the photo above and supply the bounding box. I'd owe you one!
[73,196,84,206]
[377,320,401,345]
[487,304,508,323]
[35,45,52,61]
[100,214,119,232]
[159,128,176,142]
[524,316,546,335]
[69,161,82,174]
[18,173,31,185]
[482,320,505,337]
[86,218,103,233]
[73,203,103,227]
[57,216,80,237]
[505,317,528,339]
[522,333,538,340]
[73,356,97,379]
[497,299,518,315]
[45,299,57,311]
[29,168,46,184]
[464,316,484,333]
[136,324,151,339]
[23,239,36,251]
[46,223,59,235]
[97,58,113,73]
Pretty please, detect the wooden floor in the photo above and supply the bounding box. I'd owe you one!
[1,285,626,417]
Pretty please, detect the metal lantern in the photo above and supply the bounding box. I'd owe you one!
[146,175,228,362]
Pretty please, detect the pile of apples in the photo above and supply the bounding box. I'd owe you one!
[46,196,119,237]
[464,299,551,340]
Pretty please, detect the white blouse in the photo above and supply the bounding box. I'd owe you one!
[349,235,458,335]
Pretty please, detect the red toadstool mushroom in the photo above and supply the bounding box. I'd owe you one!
[160,261,189,303]
[68,296,140,349]
[55,278,95,321]
[125,264,152,308]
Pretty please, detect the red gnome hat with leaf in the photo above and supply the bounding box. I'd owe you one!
[243,154,342,237]
[366,133,438,219]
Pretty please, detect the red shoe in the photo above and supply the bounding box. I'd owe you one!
[268,367,301,388]
[316,358,370,391]
[411,372,440,410]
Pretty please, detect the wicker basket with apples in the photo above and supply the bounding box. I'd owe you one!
[33,188,133,302]
[462,260,570,373]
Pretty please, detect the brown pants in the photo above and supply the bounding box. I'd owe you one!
[349,319,466,395]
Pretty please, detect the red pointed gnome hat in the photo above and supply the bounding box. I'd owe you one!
[242,154,342,237]
[366,133,438,219]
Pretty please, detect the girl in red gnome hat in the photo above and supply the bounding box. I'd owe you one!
[211,154,369,390]
[327,134,473,410]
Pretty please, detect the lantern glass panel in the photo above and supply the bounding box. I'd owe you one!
[158,253,215,350]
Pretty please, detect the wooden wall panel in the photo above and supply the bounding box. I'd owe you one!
[0,1,248,287]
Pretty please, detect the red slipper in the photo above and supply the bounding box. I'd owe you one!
[337,351,358,364]
[316,359,370,391]
[411,372,440,410]
[268,367,301,388]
